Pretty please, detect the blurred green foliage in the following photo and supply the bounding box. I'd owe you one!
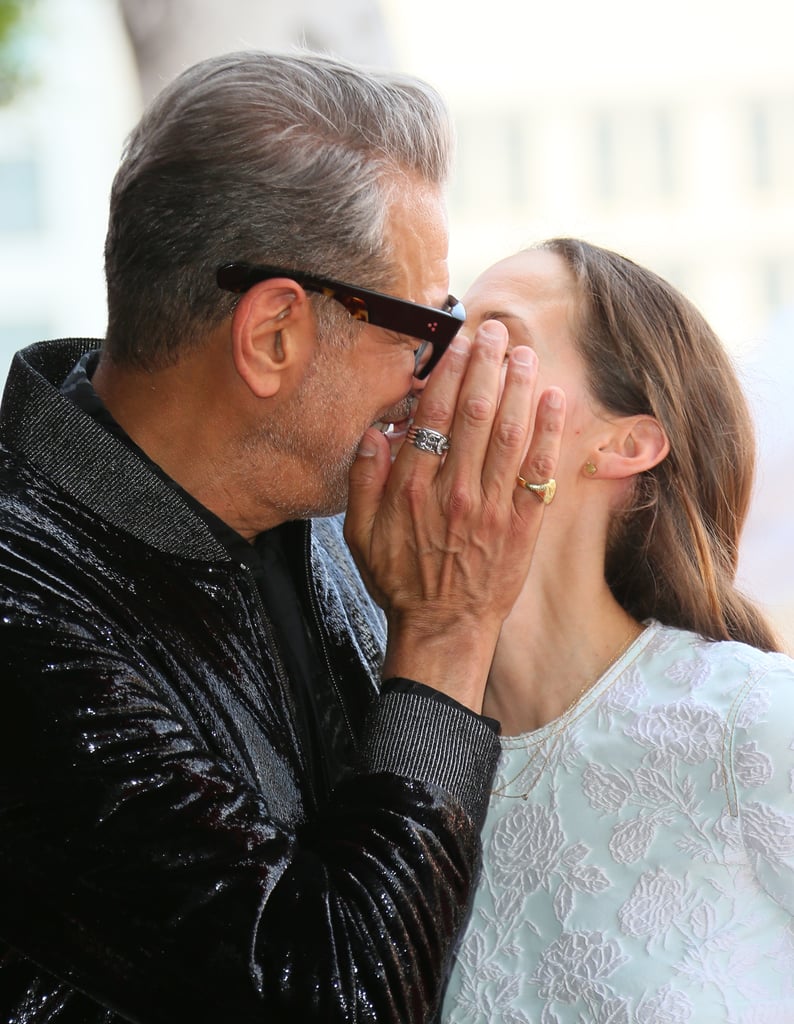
[0,0,36,104]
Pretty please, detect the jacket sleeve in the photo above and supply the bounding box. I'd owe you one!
[0,615,500,1024]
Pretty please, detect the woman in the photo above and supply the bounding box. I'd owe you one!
[441,239,794,1023]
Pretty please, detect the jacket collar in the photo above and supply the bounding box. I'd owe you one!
[0,338,231,561]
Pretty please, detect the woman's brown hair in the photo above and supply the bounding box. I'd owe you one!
[539,237,781,652]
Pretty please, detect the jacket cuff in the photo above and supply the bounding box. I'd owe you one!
[360,685,501,830]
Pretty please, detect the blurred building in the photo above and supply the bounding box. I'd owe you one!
[0,0,140,375]
[737,305,794,650]
[119,0,393,104]
[381,1,794,358]
[448,89,794,354]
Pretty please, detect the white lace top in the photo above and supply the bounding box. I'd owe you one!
[441,622,794,1024]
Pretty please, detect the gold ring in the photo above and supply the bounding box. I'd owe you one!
[516,476,556,505]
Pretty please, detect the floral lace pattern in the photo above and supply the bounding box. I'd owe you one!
[442,624,794,1023]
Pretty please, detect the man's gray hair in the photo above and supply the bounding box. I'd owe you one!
[104,50,453,367]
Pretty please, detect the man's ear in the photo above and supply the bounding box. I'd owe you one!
[230,279,314,399]
[592,415,670,479]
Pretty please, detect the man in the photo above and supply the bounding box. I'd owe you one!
[0,51,563,1023]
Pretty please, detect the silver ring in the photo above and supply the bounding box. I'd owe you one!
[406,425,451,456]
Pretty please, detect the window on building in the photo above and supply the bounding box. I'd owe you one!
[590,107,677,204]
[0,157,42,233]
[761,257,794,315]
[452,111,531,213]
[748,97,794,194]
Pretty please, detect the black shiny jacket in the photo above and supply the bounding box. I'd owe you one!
[0,340,500,1024]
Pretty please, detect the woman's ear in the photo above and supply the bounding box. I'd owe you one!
[230,279,314,399]
[591,415,670,480]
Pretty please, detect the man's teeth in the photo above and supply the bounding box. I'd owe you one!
[373,420,395,435]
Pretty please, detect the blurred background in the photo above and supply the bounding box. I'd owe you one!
[1,0,792,648]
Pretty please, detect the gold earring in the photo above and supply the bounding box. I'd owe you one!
[584,460,597,476]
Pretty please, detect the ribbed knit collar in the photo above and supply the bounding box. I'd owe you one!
[0,338,230,561]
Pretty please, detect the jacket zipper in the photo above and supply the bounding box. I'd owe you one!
[236,560,319,804]
[238,561,291,691]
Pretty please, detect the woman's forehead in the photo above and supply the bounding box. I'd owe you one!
[465,250,573,310]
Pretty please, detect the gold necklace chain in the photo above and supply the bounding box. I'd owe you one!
[491,626,642,800]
